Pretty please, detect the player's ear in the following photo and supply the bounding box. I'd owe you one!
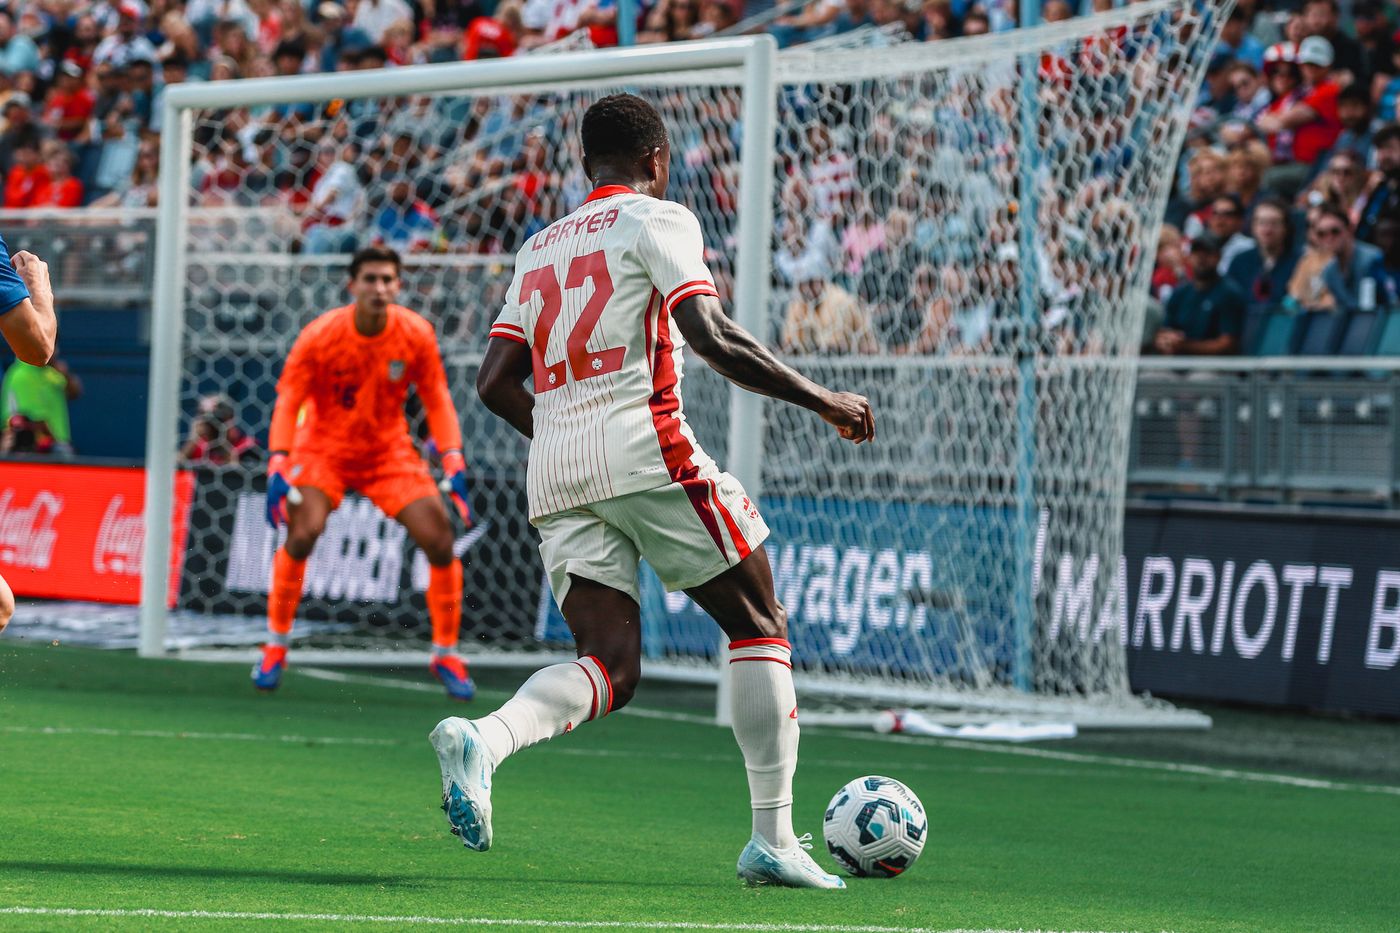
[581,153,593,184]
[643,147,662,181]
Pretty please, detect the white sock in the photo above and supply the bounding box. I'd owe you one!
[472,656,612,764]
[728,638,799,850]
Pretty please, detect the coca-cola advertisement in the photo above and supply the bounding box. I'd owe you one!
[0,463,194,605]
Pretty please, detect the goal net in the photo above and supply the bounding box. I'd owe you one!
[144,1,1228,727]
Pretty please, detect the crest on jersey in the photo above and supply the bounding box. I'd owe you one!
[388,360,405,382]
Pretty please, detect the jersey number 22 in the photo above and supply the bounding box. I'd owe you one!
[522,251,625,394]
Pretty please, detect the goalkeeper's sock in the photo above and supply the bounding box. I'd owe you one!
[427,561,464,653]
[267,548,307,644]
[472,656,611,763]
[728,638,799,850]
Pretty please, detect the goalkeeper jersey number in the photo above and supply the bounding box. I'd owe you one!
[490,187,721,521]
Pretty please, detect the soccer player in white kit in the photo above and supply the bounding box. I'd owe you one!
[430,94,875,888]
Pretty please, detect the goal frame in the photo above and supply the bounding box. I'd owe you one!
[137,18,1219,732]
[138,38,780,663]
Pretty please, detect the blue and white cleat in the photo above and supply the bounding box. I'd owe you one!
[429,716,495,851]
[430,655,476,702]
[251,644,287,692]
[737,833,846,889]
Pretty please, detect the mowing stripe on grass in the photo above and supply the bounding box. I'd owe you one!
[0,908,1152,932]
[0,723,1094,779]
[300,667,716,723]
[300,668,1400,798]
[0,725,401,747]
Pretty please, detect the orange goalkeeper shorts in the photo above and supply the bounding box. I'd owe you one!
[288,448,439,519]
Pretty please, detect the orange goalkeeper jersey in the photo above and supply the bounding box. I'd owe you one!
[268,304,463,465]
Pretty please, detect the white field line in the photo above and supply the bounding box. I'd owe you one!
[0,908,1156,933]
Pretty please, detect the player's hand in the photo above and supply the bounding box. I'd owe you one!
[11,251,50,292]
[266,452,293,529]
[820,391,875,445]
[440,448,473,527]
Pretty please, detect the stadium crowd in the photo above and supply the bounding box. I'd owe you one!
[0,0,1395,359]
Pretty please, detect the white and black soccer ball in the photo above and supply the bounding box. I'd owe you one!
[822,775,927,878]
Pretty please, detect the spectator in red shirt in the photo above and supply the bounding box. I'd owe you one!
[3,138,49,207]
[463,0,522,59]
[0,93,41,177]
[33,147,83,208]
[42,60,96,142]
[1261,56,1305,164]
[1258,37,1341,166]
[60,15,102,74]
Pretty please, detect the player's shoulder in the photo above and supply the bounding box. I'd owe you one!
[390,305,444,357]
[299,305,352,340]
[634,197,703,239]
[638,196,700,224]
[391,303,434,333]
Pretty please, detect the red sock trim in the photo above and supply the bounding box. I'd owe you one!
[573,660,599,721]
[586,654,614,715]
[728,637,790,650]
[729,656,793,669]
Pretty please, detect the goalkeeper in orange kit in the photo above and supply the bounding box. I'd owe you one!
[254,246,476,700]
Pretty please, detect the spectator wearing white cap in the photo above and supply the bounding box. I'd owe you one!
[42,61,95,142]
[1301,0,1366,84]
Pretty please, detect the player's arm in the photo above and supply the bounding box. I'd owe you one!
[636,203,872,443]
[0,249,57,366]
[673,293,874,444]
[416,333,473,522]
[416,337,466,454]
[268,337,313,457]
[264,330,316,527]
[476,337,534,440]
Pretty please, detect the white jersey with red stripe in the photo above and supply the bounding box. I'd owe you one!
[490,185,721,521]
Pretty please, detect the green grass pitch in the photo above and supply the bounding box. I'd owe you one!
[2,638,1398,932]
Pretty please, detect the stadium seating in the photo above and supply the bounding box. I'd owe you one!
[1294,310,1347,356]
[1375,311,1400,357]
[1336,310,1382,357]
[1252,309,1300,356]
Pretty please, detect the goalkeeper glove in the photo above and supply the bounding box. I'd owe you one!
[266,452,293,529]
[440,448,472,526]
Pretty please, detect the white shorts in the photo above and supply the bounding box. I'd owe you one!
[535,471,770,607]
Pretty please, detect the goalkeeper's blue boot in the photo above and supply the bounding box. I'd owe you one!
[737,833,846,889]
[251,644,287,692]
[430,654,476,702]
[430,717,494,851]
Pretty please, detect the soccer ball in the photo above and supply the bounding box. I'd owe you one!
[822,775,927,878]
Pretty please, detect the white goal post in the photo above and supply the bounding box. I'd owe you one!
[139,2,1229,729]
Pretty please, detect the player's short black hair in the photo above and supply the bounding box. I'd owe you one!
[348,246,402,279]
[581,94,668,168]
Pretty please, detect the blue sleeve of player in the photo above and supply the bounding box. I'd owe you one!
[0,233,30,315]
